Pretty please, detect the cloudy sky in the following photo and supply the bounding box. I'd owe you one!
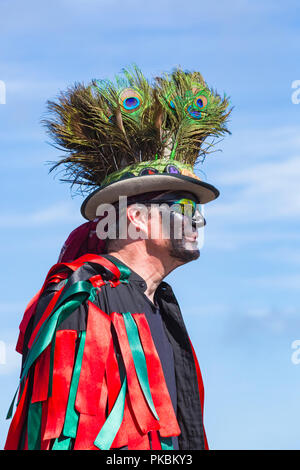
[1,0,300,449]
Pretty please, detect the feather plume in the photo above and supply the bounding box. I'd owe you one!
[43,65,231,192]
[155,68,232,165]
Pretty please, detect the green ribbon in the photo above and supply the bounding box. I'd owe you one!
[6,388,19,420]
[160,436,174,450]
[94,377,127,450]
[27,402,42,450]
[52,436,72,450]
[47,332,56,398]
[110,260,131,284]
[63,331,86,438]
[122,312,159,420]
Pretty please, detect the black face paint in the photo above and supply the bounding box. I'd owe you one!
[166,211,200,263]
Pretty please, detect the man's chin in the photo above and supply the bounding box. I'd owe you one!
[169,239,200,262]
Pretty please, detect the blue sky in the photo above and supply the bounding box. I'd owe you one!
[1,0,300,449]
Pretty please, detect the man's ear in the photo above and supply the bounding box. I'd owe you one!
[127,204,149,239]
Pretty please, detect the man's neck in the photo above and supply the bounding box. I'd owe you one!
[107,245,179,304]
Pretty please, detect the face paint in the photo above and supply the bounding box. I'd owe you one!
[168,211,200,262]
[133,192,206,228]
[130,191,203,263]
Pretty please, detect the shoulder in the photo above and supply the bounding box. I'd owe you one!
[42,254,123,295]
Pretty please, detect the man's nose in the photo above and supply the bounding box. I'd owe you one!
[184,218,199,237]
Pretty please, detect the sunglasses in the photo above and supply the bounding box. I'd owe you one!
[135,198,206,226]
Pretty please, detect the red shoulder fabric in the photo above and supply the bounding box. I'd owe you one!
[7,253,124,450]
[16,215,107,355]
[16,289,42,354]
[27,286,65,350]
[21,254,120,352]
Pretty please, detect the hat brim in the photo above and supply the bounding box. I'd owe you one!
[81,173,219,221]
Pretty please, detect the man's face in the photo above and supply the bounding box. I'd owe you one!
[146,191,202,263]
[168,208,200,262]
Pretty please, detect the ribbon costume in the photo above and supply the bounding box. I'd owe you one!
[5,66,231,450]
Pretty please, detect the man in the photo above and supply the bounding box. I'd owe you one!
[5,66,231,450]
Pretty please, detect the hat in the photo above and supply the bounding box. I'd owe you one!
[44,65,231,220]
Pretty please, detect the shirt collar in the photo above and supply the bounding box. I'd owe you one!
[104,254,148,292]
[103,254,174,302]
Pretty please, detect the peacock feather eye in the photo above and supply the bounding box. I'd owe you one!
[119,88,143,113]
[194,94,208,110]
[183,90,209,119]
[167,93,176,110]
[186,105,202,120]
[165,87,177,111]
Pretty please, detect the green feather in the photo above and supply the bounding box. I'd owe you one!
[43,65,231,192]
[155,68,232,165]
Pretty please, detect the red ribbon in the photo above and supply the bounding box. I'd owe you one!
[132,313,181,438]
[16,289,42,354]
[75,302,112,415]
[188,337,209,450]
[111,312,160,436]
[40,402,51,450]
[31,344,51,403]
[149,431,162,450]
[45,254,120,283]
[18,254,120,356]
[4,378,29,450]
[73,373,108,450]
[27,286,65,350]
[43,330,77,440]
[106,341,145,449]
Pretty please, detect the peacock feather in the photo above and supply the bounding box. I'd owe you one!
[43,65,231,193]
[155,69,231,164]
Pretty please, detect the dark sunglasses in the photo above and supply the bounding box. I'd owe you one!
[134,198,206,227]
